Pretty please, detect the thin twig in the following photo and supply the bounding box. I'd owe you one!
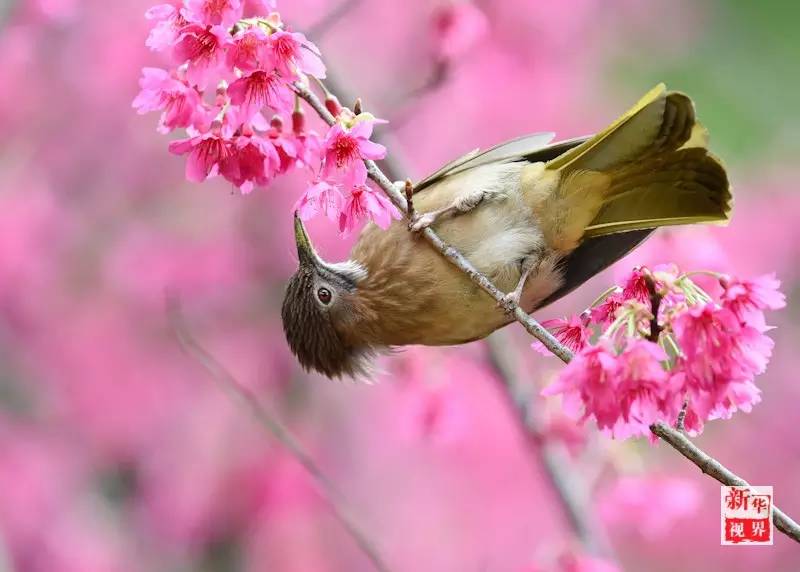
[403,179,415,222]
[305,69,411,183]
[167,295,391,572]
[644,272,663,343]
[676,399,689,432]
[0,0,16,29]
[646,274,687,435]
[292,71,596,559]
[291,81,571,362]
[650,422,800,542]
[639,264,799,539]
[293,78,800,546]
[306,0,361,40]
[384,60,451,132]
[486,334,612,557]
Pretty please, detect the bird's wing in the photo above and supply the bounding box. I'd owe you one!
[414,132,557,192]
[410,132,648,312]
[413,148,481,191]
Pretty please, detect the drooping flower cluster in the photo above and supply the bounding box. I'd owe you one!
[134,0,400,233]
[540,267,785,438]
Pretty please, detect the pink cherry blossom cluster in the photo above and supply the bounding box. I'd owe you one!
[134,0,400,234]
[539,266,786,439]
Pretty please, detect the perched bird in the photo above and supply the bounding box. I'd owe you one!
[282,84,732,379]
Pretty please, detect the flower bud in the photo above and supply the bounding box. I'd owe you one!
[325,95,342,117]
[214,81,228,106]
[292,108,306,134]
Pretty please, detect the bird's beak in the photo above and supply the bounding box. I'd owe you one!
[293,212,318,268]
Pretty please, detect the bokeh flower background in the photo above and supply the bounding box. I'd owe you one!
[0,0,799,570]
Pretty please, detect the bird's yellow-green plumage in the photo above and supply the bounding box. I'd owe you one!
[349,84,731,346]
[282,85,733,379]
[538,83,732,243]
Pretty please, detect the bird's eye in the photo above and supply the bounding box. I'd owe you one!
[317,287,332,305]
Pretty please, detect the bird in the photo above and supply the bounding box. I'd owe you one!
[281,84,732,379]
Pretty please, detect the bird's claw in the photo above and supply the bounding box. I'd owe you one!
[409,212,437,232]
[498,291,521,314]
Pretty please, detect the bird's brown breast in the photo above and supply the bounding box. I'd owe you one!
[347,222,490,346]
[345,168,565,347]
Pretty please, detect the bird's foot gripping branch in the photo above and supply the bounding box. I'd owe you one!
[138,0,800,548]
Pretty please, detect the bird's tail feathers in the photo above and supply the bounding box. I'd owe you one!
[530,85,731,250]
[546,85,697,172]
[583,146,732,237]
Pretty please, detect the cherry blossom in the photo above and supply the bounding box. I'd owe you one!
[621,266,651,304]
[264,115,298,173]
[542,342,622,428]
[222,133,281,193]
[589,291,623,326]
[138,2,385,232]
[168,127,233,182]
[6,0,795,568]
[145,3,189,52]
[611,340,674,438]
[721,273,786,323]
[133,67,202,133]
[322,117,387,183]
[673,304,772,386]
[182,0,242,28]
[532,314,591,356]
[542,265,784,439]
[267,30,326,80]
[289,109,322,169]
[228,69,293,120]
[226,26,272,72]
[294,180,344,223]
[339,183,401,234]
[172,24,231,89]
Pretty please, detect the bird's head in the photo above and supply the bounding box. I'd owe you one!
[281,214,374,379]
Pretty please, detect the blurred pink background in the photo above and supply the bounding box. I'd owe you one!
[0,0,799,570]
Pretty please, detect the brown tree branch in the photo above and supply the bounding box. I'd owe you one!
[167,295,392,572]
[306,0,362,40]
[291,81,572,363]
[486,333,612,556]
[316,61,609,557]
[293,79,800,546]
[0,0,16,29]
[650,422,800,542]
[675,400,689,432]
[644,272,663,343]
